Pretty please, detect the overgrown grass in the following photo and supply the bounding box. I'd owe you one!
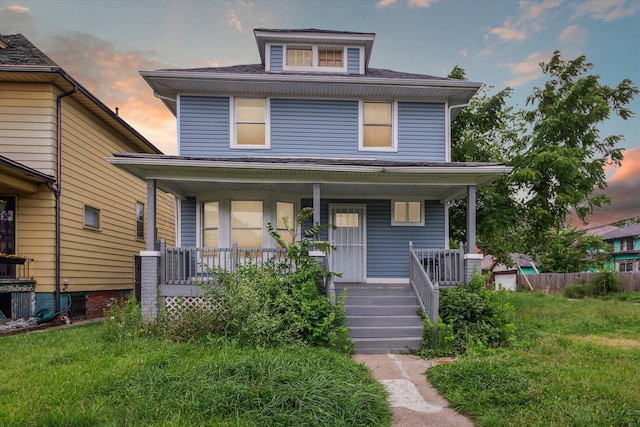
[427,292,640,426]
[0,323,391,426]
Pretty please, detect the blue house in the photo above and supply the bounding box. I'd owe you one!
[110,29,510,352]
[601,223,640,273]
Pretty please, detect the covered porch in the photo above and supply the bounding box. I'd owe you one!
[108,154,510,320]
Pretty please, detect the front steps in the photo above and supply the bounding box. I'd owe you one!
[336,283,424,354]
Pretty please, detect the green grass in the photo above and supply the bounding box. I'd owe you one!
[427,292,640,426]
[0,323,391,426]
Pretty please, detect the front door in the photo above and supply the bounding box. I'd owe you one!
[329,205,366,283]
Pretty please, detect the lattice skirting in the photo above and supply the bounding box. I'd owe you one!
[162,296,221,318]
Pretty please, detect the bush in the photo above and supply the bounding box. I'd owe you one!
[564,271,621,299]
[421,272,516,356]
[564,283,588,299]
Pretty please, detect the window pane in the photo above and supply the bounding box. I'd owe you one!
[363,126,392,147]
[236,123,265,145]
[232,229,263,248]
[319,49,343,67]
[364,102,392,124]
[408,202,421,223]
[276,202,294,230]
[394,202,406,222]
[237,98,265,122]
[231,201,263,228]
[136,202,144,239]
[203,229,218,248]
[84,206,100,228]
[287,48,312,66]
[203,202,218,228]
[335,213,359,228]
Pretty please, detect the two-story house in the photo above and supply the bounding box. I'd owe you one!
[0,34,175,322]
[601,223,640,272]
[110,29,511,352]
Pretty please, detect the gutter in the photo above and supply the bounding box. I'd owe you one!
[48,86,78,313]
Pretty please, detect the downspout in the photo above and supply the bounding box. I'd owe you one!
[48,86,78,313]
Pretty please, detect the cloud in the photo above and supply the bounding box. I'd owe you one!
[227,10,243,31]
[377,0,399,8]
[574,0,640,21]
[408,0,440,7]
[502,51,550,87]
[0,4,37,33]
[40,32,178,154]
[487,0,561,42]
[584,147,640,224]
[558,25,587,44]
[459,48,468,58]
[377,0,438,8]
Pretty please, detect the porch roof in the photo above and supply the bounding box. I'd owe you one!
[0,155,55,194]
[107,153,512,203]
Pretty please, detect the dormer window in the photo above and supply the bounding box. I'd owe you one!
[287,47,312,66]
[281,45,347,73]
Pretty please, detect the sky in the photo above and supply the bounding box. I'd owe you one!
[1,0,639,226]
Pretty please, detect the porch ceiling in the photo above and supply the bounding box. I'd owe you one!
[107,154,512,203]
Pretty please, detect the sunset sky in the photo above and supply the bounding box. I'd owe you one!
[1,0,638,225]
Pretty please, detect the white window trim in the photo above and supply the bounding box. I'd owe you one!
[391,200,425,227]
[282,45,348,73]
[230,97,271,149]
[359,100,398,152]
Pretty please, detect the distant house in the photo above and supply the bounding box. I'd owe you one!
[601,223,640,273]
[109,28,511,352]
[483,253,539,291]
[0,34,175,320]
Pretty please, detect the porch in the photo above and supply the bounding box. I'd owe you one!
[0,259,35,319]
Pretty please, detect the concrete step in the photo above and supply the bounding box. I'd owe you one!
[345,305,421,316]
[344,295,419,306]
[337,285,415,297]
[349,325,423,338]
[353,337,423,354]
[347,315,423,327]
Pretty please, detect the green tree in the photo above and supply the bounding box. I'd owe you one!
[449,52,638,264]
[537,228,611,273]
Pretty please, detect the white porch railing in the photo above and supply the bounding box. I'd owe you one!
[161,241,287,285]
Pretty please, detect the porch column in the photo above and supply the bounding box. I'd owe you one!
[141,179,159,321]
[146,179,157,251]
[464,185,482,282]
[313,183,321,226]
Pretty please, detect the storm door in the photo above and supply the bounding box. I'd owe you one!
[329,205,366,283]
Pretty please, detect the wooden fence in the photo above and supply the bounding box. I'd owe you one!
[516,272,640,294]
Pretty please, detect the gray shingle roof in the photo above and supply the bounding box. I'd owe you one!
[602,223,640,240]
[254,28,375,36]
[0,34,58,66]
[156,63,449,81]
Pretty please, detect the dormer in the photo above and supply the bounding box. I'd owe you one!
[254,28,375,75]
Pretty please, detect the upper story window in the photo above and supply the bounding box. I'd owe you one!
[84,205,101,230]
[287,47,312,66]
[319,48,343,67]
[232,98,269,148]
[391,201,424,226]
[360,101,397,151]
[282,45,346,73]
[620,238,635,251]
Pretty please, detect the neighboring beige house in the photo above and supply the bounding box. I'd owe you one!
[0,34,175,320]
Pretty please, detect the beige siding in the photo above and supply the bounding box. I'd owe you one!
[0,82,56,175]
[57,96,175,293]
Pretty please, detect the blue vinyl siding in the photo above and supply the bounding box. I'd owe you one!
[302,199,445,279]
[347,48,360,74]
[179,97,446,160]
[181,197,197,246]
[398,102,446,161]
[179,96,229,156]
[270,45,283,71]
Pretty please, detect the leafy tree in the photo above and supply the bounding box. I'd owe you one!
[537,228,611,273]
[449,52,638,264]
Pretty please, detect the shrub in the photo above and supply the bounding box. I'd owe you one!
[590,270,621,296]
[421,272,516,356]
[564,283,587,299]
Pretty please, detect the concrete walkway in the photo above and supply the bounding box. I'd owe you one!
[353,353,475,427]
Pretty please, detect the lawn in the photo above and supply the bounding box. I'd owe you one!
[427,292,640,426]
[0,323,391,426]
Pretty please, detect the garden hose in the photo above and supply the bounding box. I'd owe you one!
[35,293,72,324]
